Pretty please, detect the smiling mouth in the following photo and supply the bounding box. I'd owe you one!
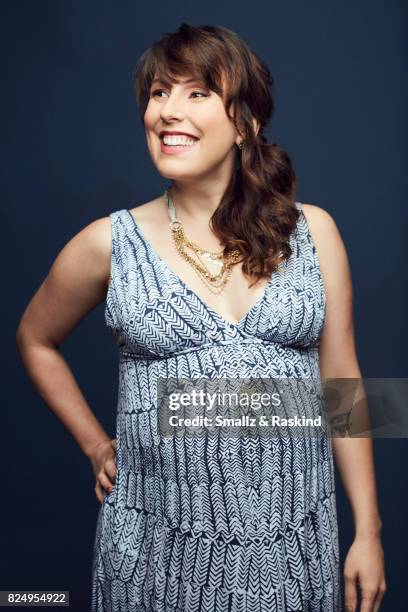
[159,136,200,154]
[160,136,200,145]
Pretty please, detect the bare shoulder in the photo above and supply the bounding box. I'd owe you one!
[16,213,114,344]
[300,203,351,291]
[301,203,344,252]
[301,203,338,236]
[37,212,114,307]
[65,214,113,289]
[79,214,112,250]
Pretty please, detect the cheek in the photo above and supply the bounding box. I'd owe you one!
[203,124,236,152]
[200,109,236,143]
[143,116,158,150]
[143,105,157,130]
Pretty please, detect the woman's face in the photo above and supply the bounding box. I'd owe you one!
[144,73,241,182]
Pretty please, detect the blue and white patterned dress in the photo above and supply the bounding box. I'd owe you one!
[91,202,341,611]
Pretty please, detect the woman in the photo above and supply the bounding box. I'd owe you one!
[16,23,386,612]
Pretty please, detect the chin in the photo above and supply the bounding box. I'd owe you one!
[156,164,203,179]
[161,173,200,183]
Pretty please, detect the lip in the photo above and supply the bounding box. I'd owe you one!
[159,130,200,140]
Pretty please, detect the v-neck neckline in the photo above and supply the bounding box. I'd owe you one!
[125,209,276,330]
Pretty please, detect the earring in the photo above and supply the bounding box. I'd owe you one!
[238,141,244,150]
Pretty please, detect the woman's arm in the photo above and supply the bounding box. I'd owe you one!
[303,204,382,535]
[302,204,387,611]
[15,215,116,499]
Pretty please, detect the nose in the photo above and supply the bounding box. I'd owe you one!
[160,93,185,122]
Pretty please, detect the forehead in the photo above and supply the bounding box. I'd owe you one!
[151,74,206,86]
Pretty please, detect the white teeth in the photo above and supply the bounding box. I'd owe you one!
[162,135,198,146]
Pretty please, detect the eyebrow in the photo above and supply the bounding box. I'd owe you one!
[151,77,205,86]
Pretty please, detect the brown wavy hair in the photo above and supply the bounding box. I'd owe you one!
[132,23,299,287]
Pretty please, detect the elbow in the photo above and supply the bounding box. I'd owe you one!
[15,322,27,352]
[15,316,32,352]
[16,321,60,353]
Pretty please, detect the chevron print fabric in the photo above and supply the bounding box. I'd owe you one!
[90,202,341,611]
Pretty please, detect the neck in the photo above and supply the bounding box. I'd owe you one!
[166,181,227,225]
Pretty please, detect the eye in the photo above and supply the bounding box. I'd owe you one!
[150,89,209,99]
[190,91,209,98]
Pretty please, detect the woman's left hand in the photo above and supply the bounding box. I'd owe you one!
[343,534,387,611]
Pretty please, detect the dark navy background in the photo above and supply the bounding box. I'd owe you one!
[2,1,407,610]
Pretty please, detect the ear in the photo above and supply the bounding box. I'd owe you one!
[235,117,260,146]
[252,117,260,138]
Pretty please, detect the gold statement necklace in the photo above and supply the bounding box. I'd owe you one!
[165,188,241,295]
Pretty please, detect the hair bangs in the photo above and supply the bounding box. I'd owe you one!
[132,25,242,122]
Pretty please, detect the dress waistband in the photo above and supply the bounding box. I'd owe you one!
[118,337,309,361]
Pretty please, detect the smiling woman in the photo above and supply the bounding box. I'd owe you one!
[88,23,342,612]
[133,24,299,289]
[15,20,386,612]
